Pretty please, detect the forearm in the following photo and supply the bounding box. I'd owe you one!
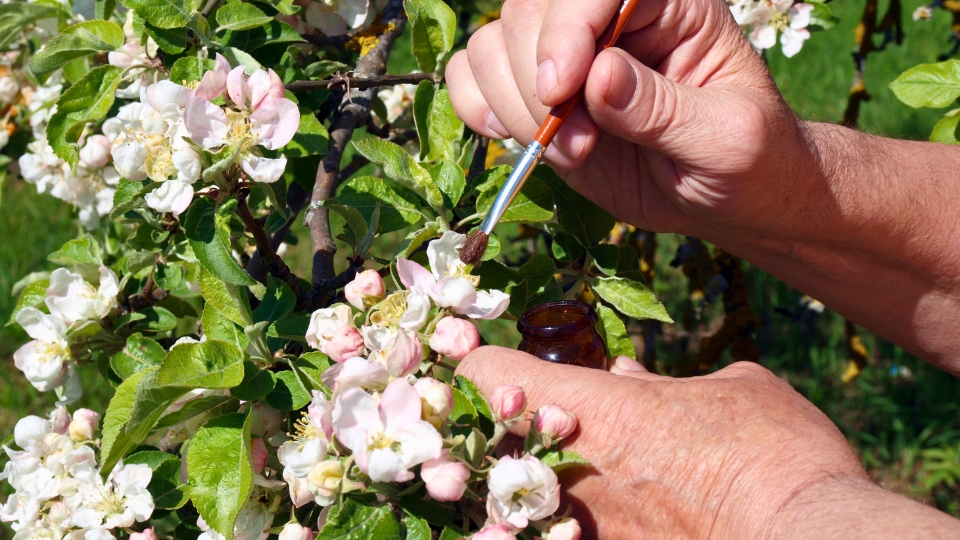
[697,122,960,374]
[770,474,960,539]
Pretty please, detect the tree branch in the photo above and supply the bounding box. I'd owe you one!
[306,0,407,287]
[246,182,310,283]
[286,72,438,93]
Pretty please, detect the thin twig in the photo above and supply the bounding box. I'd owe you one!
[286,72,437,93]
[306,0,407,287]
[300,34,351,48]
[247,182,310,283]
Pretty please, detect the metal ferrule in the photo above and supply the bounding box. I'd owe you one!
[479,141,545,234]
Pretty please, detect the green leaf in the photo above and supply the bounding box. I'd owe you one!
[473,259,520,292]
[184,197,257,286]
[535,165,614,247]
[590,244,620,276]
[253,276,296,324]
[267,313,311,341]
[202,303,250,350]
[29,20,124,78]
[48,234,102,282]
[890,60,960,109]
[593,276,673,323]
[135,306,177,332]
[126,369,191,442]
[931,108,960,144]
[110,333,166,379]
[157,340,245,388]
[449,387,479,430]
[282,111,330,157]
[437,527,465,540]
[0,4,61,50]
[352,138,444,211]
[404,514,431,540]
[100,369,150,476]
[216,0,273,31]
[199,268,255,328]
[807,0,838,29]
[265,370,311,411]
[230,360,277,400]
[226,20,305,50]
[453,375,494,423]
[188,413,253,539]
[121,0,201,29]
[476,167,555,224]
[595,304,636,359]
[303,59,348,79]
[7,279,49,326]
[97,0,118,20]
[170,57,216,85]
[111,179,154,218]
[293,351,333,392]
[537,448,591,472]
[551,231,585,261]
[47,65,123,170]
[126,451,189,509]
[519,253,558,293]
[394,221,440,258]
[425,161,465,209]
[324,198,368,251]
[317,499,401,539]
[414,82,464,163]
[156,394,234,429]
[403,0,456,73]
[137,15,189,54]
[337,176,425,233]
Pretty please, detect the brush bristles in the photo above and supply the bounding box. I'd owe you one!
[459,231,489,266]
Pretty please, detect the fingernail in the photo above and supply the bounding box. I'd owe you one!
[537,59,558,103]
[603,51,637,110]
[485,110,509,137]
[557,123,589,161]
[614,355,646,372]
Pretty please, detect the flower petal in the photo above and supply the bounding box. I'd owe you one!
[462,289,510,320]
[396,258,435,289]
[184,96,229,149]
[195,53,231,100]
[250,97,300,149]
[144,181,194,215]
[240,155,287,183]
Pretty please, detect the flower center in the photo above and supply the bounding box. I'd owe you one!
[370,292,408,327]
[90,485,125,517]
[37,339,68,361]
[225,110,259,153]
[292,411,323,445]
[769,9,789,31]
[368,431,400,452]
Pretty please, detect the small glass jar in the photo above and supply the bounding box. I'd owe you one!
[517,301,607,370]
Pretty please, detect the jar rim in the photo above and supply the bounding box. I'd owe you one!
[517,300,598,339]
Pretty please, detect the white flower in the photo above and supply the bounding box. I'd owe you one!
[13,308,70,392]
[304,0,369,36]
[306,304,356,353]
[487,455,561,529]
[731,0,813,57]
[913,5,933,20]
[375,83,416,123]
[306,460,343,506]
[45,266,119,325]
[68,461,154,530]
[0,74,19,103]
[19,138,67,194]
[332,356,391,390]
[332,379,442,482]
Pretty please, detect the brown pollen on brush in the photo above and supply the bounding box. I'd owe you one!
[459,231,489,266]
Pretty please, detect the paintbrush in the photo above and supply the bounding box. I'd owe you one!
[459,0,643,266]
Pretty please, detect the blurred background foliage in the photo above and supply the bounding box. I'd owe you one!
[1,0,958,530]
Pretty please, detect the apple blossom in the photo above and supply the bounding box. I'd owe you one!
[19,138,68,195]
[0,73,18,103]
[279,523,314,540]
[129,529,159,540]
[375,83,417,123]
[306,304,356,356]
[333,356,391,390]
[250,403,283,438]
[332,379,442,482]
[303,0,369,36]
[68,460,154,530]
[79,135,112,169]
[344,269,385,310]
[67,409,100,442]
[487,455,560,529]
[13,308,71,392]
[45,266,119,325]
[731,0,813,58]
[413,377,454,429]
[533,405,578,447]
[324,325,366,362]
[306,460,343,506]
[429,317,480,361]
[473,524,517,540]
[420,452,470,502]
[490,386,526,422]
[377,329,423,379]
[541,518,582,540]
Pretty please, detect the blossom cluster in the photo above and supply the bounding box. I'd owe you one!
[0,406,155,539]
[728,0,814,57]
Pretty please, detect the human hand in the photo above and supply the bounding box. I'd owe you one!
[446,0,825,238]
[456,347,960,538]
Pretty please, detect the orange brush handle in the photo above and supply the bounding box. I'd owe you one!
[533,0,642,146]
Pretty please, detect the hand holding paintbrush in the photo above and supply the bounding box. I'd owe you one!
[458,0,643,266]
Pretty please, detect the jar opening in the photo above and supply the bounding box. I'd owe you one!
[517,301,598,339]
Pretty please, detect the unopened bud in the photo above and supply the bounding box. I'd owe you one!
[429,317,480,361]
[414,377,454,428]
[278,523,314,540]
[490,385,526,421]
[308,460,344,502]
[542,518,581,540]
[129,529,158,540]
[68,409,100,442]
[344,269,385,310]
[533,405,577,447]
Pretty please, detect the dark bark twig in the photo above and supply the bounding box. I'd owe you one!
[286,71,437,93]
[306,0,407,287]
[246,182,310,284]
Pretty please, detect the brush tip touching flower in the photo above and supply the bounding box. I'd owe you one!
[459,231,488,266]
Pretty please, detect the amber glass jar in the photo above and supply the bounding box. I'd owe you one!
[517,301,607,370]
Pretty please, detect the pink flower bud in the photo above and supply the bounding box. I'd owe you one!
[543,518,581,540]
[413,377,454,428]
[383,330,423,378]
[278,523,314,540]
[49,406,70,435]
[534,405,577,445]
[473,524,516,540]
[420,452,470,502]
[251,403,283,438]
[68,408,100,442]
[428,317,480,361]
[324,325,366,363]
[129,529,158,540]
[251,437,268,474]
[79,134,112,168]
[490,385,526,421]
[344,269,385,310]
